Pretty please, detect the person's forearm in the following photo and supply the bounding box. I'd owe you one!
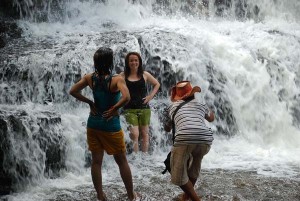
[111,96,130,110]
[149,84,160,98]
[164,122,172,132]
[205,110,215,122]
[70,92,93,105]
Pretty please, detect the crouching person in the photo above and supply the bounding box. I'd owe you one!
[163,81,215,201]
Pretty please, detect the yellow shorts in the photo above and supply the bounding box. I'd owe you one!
[87,128,126,155]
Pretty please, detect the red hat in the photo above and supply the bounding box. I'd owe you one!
[171,81,201,102]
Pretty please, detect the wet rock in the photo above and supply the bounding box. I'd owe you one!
[0,109,67,195]
[138,37,183,97]
[215,0,232,17]
[0,56,82,104]
[0,20,22,49]
[0,119,13,195]
[291,101,300,129]
[0,21,22,38]
[0,1,19,18]
[0,37,5,48]
[207,62,238,136]
[0,0,66,22]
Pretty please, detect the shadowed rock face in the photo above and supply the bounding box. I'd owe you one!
[0,20,22,49]
[138,37,183,97]
[0,37,82,105]
[0,0,20,19]
[0,0,65,21]
[0,118,12,195]
[0,37,5,48]
[0,109,67,195]
[206,62,238,136]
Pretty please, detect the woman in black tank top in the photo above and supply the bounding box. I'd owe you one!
[121,52,160,153]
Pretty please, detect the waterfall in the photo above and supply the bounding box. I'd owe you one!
[0,0,300,200]
[8,0,300,22]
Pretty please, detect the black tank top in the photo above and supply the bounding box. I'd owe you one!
[124,76,150,109]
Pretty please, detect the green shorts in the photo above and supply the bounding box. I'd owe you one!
[124,109,151,126]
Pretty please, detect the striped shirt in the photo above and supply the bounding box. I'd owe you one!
[164,99,214,145]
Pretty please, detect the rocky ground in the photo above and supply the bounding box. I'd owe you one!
[29,169,300,201]
[199,169,300,201]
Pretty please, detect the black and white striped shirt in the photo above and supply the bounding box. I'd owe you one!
[164,99,214,145]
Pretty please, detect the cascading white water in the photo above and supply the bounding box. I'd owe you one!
[1,0,300,200]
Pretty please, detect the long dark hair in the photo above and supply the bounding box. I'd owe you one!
[124,52,144,79]
[93,47,113,76]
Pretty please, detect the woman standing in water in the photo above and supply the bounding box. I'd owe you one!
[69,47,140,201]
[120,52,160,154]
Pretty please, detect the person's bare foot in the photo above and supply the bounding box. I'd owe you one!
[97,192,107,201]
[128,192,141,201]
[175,193,190,201]
[182,193,190,201]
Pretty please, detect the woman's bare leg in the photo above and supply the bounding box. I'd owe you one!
[140,125,149,153]
[113,152,135,200]
[91,150,105,200]
[129,126,139,153]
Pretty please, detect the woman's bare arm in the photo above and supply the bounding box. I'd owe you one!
[69,74,93,105]
[69,74,97,115]
[143,71,160,104]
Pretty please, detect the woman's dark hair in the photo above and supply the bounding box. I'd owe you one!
[93,47,113,75]
[124,52,143,78]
